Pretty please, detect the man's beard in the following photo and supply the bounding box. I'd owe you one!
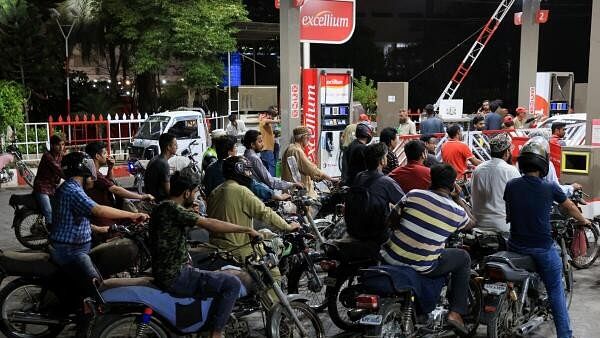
[399,117,407,123]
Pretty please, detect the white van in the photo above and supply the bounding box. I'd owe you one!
[128,109,210,164]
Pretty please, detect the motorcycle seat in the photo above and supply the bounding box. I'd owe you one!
[485,251,536,272]
[8,193,38,210]
[0,251,58,278]
[100,277,155,291]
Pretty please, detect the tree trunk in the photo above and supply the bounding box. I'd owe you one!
[136,72,158,113]
[187,88,195,107]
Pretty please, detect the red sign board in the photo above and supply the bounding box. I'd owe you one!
[275,0,304,9]
[514,12,522,26]
[275,0,279,9]
[302,68,319,163]
[536,10,549,24]
[300,0,356,44]
[290,83,300,119]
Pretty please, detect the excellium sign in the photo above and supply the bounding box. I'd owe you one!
[300,0,356,44]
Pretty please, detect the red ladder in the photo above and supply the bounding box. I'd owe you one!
[434,0,517,110]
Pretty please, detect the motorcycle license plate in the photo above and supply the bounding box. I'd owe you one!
[359,314,383,326]
[484,282,507,295]
[324,277,337,286]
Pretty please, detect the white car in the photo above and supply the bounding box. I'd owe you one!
[537,113,586,146]
[537,113,587,129]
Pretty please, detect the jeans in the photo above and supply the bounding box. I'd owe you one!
[423,248,471,315]
[168,265,241,332]
[260,150,276,176]
[34,192,52,225]
[508,242,572,338]
[50,241,101,300]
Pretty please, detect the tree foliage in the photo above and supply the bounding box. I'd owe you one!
[0,80,27,133]
[353,76,377,115]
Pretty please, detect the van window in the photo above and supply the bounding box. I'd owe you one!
[167,117,199,139]
[136,116,170,140]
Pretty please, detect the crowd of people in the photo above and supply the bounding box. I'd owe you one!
[27,98,585,338]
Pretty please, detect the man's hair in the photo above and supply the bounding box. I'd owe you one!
[169,170,200,197]
[472,115,484,127]
[228,114,236,122]
[159,133,176,152]
[447,124,461,139]
[379,127,397,147]
[214,135,237,160]
[551,122,567,134]
[420,134,436,144]
[404,140,426,161]
[85,141,106,158]
[50,134,63,146]
[430,163,457,191]
[490,99,503,112]
[242,130,261,149]
[267,105,277,116]
[364,142,388,170]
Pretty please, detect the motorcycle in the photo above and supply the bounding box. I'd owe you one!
[126,158,148,195]
[482,219,575,338]
[86,238,325,338]
[9,193,49,250]
[1,142,35,188]
[344,265,482,337]
[0,225,149,338]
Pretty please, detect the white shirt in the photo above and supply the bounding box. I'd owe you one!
[397,119,416,136]
[471,158,521,233]
[225,120,247,137]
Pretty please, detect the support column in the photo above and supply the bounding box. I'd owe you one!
[517,0,540,108]
[279,0,302,158]
[586,0,600,144]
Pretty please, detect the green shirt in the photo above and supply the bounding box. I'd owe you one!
[207,180,291,262]
[149,200,199,286]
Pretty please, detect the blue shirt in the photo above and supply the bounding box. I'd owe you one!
[419,117,445,135]
[485,112,503,130]
[50,179,97,244]
[504,176,567,249]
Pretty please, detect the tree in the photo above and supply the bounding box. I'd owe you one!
[353,76,377,116]
[0,80,27,134]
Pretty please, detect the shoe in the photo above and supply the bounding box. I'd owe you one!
[447,318,469,337]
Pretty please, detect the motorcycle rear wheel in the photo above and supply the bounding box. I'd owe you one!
[327,274,363,332]
[0,279,65,338]
[365,303,409,338]
[13,210,49,250]
[89,313,170,338]
[487,295,519,338]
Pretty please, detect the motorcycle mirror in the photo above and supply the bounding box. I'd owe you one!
[181,149,190,156]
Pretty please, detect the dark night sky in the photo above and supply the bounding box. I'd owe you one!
[242,0,593,112]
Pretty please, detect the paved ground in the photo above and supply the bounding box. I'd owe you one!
[0,183,599,337]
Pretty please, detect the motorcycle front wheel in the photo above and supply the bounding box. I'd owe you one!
[570,222,600,269]
[0,279,65,338]
[89,313,171,338]
[286,264,328,311]
[266,301,325,338]
[13,210,49,250]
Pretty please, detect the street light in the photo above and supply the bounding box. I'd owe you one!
[50,8,78,115]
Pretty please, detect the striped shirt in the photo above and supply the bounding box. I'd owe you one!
[381,189,469,273]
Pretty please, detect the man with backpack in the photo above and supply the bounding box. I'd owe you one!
[345,143,404,246]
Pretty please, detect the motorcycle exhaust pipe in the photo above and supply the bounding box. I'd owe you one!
[517,316,545,336]
[10,312,63,326]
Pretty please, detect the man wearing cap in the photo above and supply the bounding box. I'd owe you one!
[341,112,370,149]
[343,122,373,185]
[502,115,515,130]
[419,104,445,135]
[471,134,521,233]
[396,109,416,136]
[514,107,532,129]
[282,127,337,198]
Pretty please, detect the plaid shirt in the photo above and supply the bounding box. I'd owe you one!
[50,179,97,244]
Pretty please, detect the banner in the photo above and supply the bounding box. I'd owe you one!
[300,0,356,44]
[319,73,351,104]
[302,68,319,164]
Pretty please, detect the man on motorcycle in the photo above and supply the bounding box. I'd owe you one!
[150,170,260,338]
[343,122,372,185]
[207,156,300,266]
[49,152,149,285]
[470,133,521,233]
[145,133,177,202]
[381,163,475,335]
[242,129,302,191]
[32,134,65,227]
[85,141,155,231]
[505,137,590,338]
[202,129,226,171]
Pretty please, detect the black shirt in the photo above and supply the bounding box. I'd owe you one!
[423,154,441,168]
[344,139,367,185]
[202,160,225,196]
[144,155,170,202]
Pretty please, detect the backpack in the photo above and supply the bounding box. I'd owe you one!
[344,173,388,242]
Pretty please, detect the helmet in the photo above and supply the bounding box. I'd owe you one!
[61,152,96,179]
[489,133,512,153]
[527,129,550,141]
[517,136,549,177]
[355,122,373,143]
[222,156,253,187]
[210,129,226,140]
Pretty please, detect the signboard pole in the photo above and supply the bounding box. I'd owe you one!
[302,42,311,69]
[586,0,600,145]
[280,0,302,159]
[517,0,541,109]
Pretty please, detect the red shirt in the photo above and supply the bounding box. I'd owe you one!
[388,160,431,193]
[441,140,474,177]
[87,171,116,227]
[33,152,64,195]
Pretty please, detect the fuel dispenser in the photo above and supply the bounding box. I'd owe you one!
[559,145,600,218]
[302,68,353,177]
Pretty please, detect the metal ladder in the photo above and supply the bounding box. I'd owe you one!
[434,0,517,110]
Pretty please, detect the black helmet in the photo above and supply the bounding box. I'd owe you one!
[222,156,253,187]
[61,152,96,179]
[355,122,373,143]
[517,136,549,177]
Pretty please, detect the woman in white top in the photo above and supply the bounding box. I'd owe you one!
[225,114,247,138]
